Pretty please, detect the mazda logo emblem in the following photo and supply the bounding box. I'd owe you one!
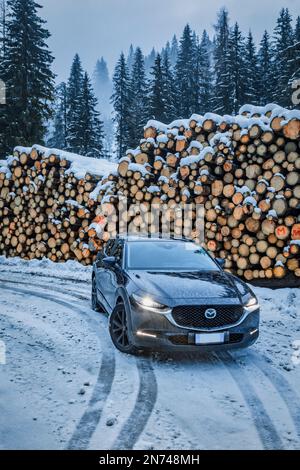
[205,308,217,319]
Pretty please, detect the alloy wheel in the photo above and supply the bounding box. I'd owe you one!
[111,305,129,348]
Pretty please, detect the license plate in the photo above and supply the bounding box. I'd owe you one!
[195,332,225,345]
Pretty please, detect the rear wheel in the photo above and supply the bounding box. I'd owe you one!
[91,277,101,312]
[109,303,138,355]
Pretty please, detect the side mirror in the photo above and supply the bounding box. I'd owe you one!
[216,258,225,269]
[103,256,116,268]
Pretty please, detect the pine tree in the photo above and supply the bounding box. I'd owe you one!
[102,119,114,160]
[0,0,55,157]
[129,47,148,147]
[0,0,6,107]
[226,22,247,114]
[272,8,294,106]
[162,40,171,62]
[94,57,110,89]
[170,35,178,66]
[93,56,111,116]
[291,16,300,82]
[111,52,132,159]
[212,8,231,114]
[258,30,274,104]
[175,24,196,117]
[66,53,84,151]
[0,0,7,59]
[148,52,177,123]
[162,52,177,122]
[244,31,260,105]
[148,54,166,122]
[48,82,68,149]
[127,44,135,72]
[197,30,213,114]
[286,16,300,106]
[67,54,84,102]
[68,72,104,158]
[192,33,201,113]
[66,54,83,151]
[295,16,300,42]
[145,47,156,76]
[93,57,113,156]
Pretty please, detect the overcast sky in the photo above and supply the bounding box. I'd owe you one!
[39,0,299,82]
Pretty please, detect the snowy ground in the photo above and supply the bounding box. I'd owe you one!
[0,256,299,450]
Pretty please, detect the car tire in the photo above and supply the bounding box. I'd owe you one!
[91,277,101,312]
[109,303,139,355]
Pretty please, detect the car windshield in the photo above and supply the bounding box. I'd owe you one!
[126,241,219,271]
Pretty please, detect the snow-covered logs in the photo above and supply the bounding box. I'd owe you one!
[0,103,300,283]
[0,145,117,265]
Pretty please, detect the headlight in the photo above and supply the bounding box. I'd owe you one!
[131,293,170,313]
[243,295,259,312]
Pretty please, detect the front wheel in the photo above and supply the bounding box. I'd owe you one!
[109,303,138,355]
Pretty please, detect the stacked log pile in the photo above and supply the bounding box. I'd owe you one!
[0,103,300,283]
[0,145,117,265]
[93,104,300,281]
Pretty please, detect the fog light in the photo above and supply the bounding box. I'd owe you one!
[136,330,157,338]
[250,328,259,336]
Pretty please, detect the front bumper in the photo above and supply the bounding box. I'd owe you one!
[129,303,260,352]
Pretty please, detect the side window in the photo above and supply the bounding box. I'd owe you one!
[114,242,123,265]
[104,240,114,257]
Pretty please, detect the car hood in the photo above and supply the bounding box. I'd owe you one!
[129,270,242,304]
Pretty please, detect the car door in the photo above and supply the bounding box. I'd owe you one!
[95,239,116,311]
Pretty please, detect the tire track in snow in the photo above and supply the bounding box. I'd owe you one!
[112,357,158,450]
[0,268,90,284]
[249,352,300,439]
[218,351,283,450]
[0,278,89,302]
[0,283,116,450]
[67,353,116,450]
[1,279,158,450]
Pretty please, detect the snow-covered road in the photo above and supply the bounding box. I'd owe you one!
[0,258,299,450]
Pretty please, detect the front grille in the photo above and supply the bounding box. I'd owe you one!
[172,305,243,329]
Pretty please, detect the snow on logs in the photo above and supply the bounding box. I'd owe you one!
[0,145,117,265]
[0,104,300,283]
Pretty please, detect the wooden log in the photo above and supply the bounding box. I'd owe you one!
[282,119,300,140]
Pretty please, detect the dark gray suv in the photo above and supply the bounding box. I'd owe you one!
[92,237,260,354]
